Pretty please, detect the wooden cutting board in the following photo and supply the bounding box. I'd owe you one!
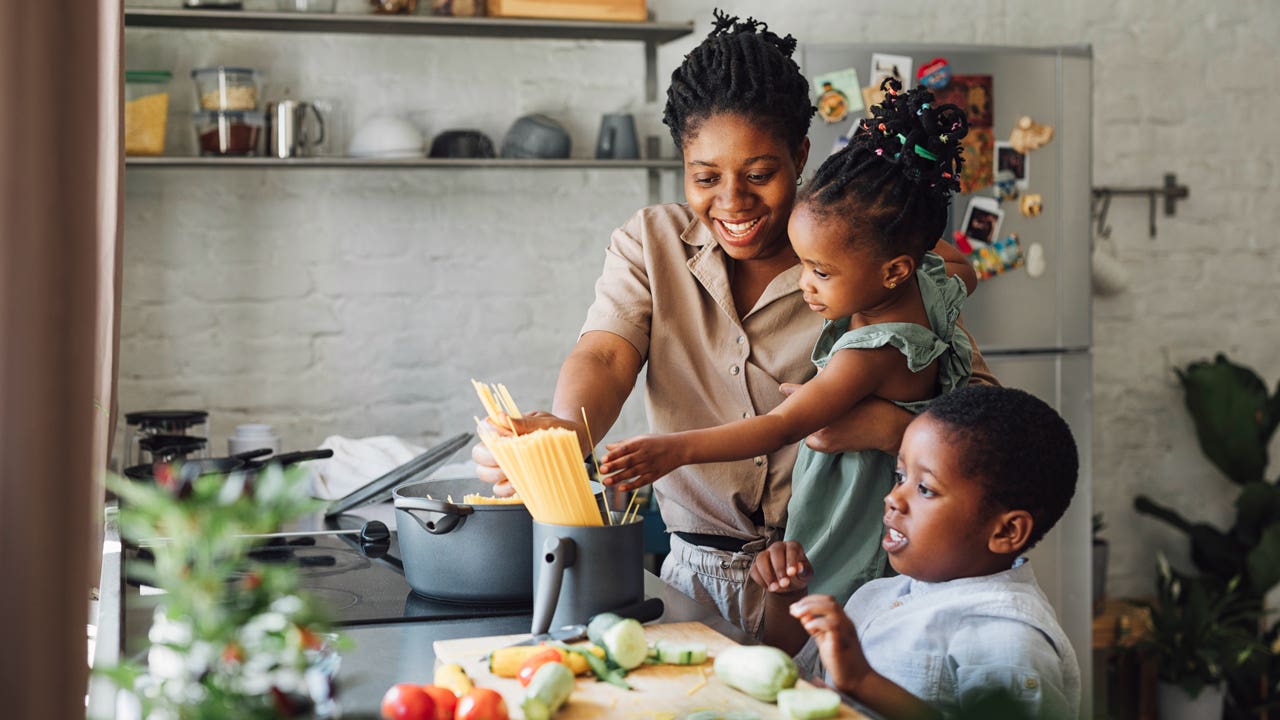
[433,621,869,719]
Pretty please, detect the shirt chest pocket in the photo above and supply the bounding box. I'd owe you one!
[873,651,945,702]
[956,664,1046,708]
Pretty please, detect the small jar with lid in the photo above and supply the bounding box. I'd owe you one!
[194,110,264,156]
[191,66,262,112]
[124,70,172,156]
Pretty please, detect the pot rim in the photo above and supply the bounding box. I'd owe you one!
[393,478,530,512]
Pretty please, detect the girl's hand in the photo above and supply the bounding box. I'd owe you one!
[599,434,686,492]
[750,540,813,593]
[473,411,582,496]
[790,594,872,695]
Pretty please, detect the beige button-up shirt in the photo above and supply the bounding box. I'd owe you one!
[582,203,823,541]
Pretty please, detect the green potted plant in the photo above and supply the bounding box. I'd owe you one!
[1134,354,1280,718]
[99,463,344,719]
[1138,557,1263,720]
[1093,512,1108,616]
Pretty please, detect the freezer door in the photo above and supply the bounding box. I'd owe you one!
[799,44,1092,353]
[984,351,1093,714]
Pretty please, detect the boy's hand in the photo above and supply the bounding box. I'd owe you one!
[751,540,813,593]
[790,594,872,696]
[599,434,686,492]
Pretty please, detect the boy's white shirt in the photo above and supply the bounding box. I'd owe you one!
[794,558,1080,719]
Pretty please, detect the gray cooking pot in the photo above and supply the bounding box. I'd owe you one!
[393,478,532,603]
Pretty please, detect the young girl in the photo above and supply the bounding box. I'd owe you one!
[601,78,976,605]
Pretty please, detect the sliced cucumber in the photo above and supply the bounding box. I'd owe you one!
[586,612,623,646]
[600,617,648,670]
[654,640,709,665]
[777,688,842,720]
[521,662,575,720]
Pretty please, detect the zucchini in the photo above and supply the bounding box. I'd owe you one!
[600,617,648,670]
[654,640,709,665]
[520,662,575,720]
[777,688,842,719]
[713,645,798,702]
[586,612,623,646]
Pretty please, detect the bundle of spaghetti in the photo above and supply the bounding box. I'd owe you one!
[478,425,601,527]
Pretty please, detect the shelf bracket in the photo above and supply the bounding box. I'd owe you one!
[1091,172,1189,239]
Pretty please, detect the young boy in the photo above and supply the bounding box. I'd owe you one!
[752,386,1081,719]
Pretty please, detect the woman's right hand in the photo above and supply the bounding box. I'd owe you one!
[750,540,813,594]
[471,411,583,497]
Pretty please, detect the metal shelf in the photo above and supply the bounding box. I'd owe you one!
[123,7,693,43]
[125,156,683,170]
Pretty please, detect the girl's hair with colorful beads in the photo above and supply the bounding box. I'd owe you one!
[802,78,969,262]
[663,9,815,154]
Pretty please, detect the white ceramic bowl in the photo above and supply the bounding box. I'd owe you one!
[348,116,424,158]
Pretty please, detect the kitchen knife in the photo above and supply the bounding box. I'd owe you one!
[505,596,665,648]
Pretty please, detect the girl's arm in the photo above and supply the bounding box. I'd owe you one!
[600,346,902,491]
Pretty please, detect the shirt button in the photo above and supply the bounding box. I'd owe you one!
[742,411,751,419]
[736,335,745,344]
[720,561,730,570]
[754,456,765,467]
[729,365,740,375]
[1024,677,1039,690]
[890,600,903,609]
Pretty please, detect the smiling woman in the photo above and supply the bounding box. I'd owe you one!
[471,10,998,639]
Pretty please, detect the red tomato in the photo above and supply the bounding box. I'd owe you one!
[455,687,509,720]
[380,683,436,720]
[517,647,565,687]
[418,685,457,720]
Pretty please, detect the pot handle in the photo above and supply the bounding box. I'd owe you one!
[531,535,576,635]
[393,495,474,535]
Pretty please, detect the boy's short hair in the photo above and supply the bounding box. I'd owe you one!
[922,385,1078,551]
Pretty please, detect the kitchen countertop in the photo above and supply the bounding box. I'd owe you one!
[87,510,755,718]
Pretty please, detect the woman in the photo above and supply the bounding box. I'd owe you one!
[474,11,996,637]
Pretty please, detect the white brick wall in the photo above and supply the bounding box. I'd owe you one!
[122,0,1280,597]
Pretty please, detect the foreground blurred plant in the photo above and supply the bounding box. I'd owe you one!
[99,464,344,719]
[1134,354,1280,717]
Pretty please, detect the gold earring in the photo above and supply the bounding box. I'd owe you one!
[888,281,897,289]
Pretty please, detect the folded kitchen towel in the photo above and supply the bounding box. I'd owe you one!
[313,434,428,501]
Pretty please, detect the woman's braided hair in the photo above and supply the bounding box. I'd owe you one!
[663,10,815,154]
[802,78,969,261]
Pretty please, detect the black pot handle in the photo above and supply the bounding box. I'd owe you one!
[394,496,474,535]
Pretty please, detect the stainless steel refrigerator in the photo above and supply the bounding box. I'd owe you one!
[800,43,1094,714]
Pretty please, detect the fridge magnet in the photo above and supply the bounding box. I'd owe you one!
[1020,193,1044,217]
[968,233,1026,281]
[1025,241,1047,278]
[870,53,914,90]
[1009,115,1055,154]
[960,196,1004,246]
[933,75,994,193]
[916,57,952,90]
[994,170,1020,202]
[994,140,1029,189]
[813,68,864,124]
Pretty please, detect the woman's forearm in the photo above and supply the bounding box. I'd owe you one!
[550,332,643,455]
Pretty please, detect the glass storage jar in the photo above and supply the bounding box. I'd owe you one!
[124,70,172,156]
[191,66,262,112]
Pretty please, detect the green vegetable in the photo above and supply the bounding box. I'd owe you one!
[520,662,575,720]
[713,645,799,702]
[601,618,648,670]
[777,688,842,719]
[553,642,631,690]
[654,640,708,665]
[586,612,623,646]
[683,712,761,720]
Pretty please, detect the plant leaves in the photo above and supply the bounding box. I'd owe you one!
[1234,482,1280,546]
[1135,496,1244,580]
[1245,524,1280,597]
[1177,354,1275,485]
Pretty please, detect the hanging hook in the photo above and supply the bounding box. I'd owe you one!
[1091,190,1112,239]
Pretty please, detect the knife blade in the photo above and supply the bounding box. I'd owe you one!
[505,596,665,648]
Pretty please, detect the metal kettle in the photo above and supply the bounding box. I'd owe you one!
[265,100,326,158]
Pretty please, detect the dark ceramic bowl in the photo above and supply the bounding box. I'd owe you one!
[428,129,496,159]
[500,114,571,159]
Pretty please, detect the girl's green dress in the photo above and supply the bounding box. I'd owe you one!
[784,252,973,605]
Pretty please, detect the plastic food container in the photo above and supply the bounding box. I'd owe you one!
[191,66,262,112]
[194,110,264,156]
[124,70,172,156]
